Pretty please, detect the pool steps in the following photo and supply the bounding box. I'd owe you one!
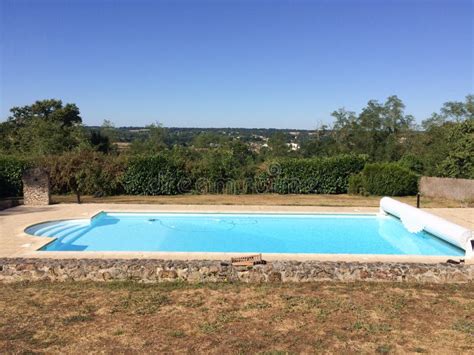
[30,221,89,238]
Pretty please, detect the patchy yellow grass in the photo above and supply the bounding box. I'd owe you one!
[0,282,472,353]
[51,194,469,208]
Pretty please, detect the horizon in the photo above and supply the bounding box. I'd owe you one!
[1,0,472,129]
[86,124,315,130]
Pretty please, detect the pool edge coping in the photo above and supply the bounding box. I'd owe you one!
[19,210,470,264]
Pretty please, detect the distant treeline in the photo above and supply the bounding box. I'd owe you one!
[85,126,314,146]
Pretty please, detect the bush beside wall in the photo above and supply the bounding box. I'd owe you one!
[44,151,126,197]
[0,156,29,197]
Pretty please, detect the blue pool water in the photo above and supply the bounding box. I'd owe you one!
[26,212,464,256]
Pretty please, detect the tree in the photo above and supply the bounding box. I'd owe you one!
[44,149,125,203]
[45,149,99,203]
[356,100,386,160]
[129,122,169,154]
[267,132,289,157]
[437,119,474,179]
[301,125,335,157]
[8,99,82,127]
[331,108,359,153]
[0,99,86,156]
[414,94,474,176]
[100,119,119,143]
[331,96,414,161]
[422,94,473,129]
[382,95,414,134]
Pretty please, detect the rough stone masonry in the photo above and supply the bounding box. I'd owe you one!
[0,259,472,283]
[22,168,51,205]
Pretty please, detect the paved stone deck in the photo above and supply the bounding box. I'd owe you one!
[0,203,472,264]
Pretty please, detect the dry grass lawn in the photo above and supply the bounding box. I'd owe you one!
[1,281,473,353]
[51,194,471,208]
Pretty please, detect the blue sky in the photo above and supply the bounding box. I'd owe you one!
[1,0,472,128]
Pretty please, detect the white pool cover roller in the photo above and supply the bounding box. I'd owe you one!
[380,197,473,258]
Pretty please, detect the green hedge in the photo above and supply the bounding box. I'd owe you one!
[349,163,419,196]
[0,156,29,198]
[261,155,367,194]
[122,155,187,195]
[0,153,389,198]
[347,173,365,195]
[119,154,368,196]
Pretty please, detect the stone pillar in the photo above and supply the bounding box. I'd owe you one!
[22,168,51,205]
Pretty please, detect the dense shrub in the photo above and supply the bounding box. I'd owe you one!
[42,150,126,200]
[0,156,29,197]
[349,163,419,196]
[260,155,368,194]
[123,154,187,195]
[398,154,425,174]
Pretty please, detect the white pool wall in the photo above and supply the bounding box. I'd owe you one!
[380,197,473,259]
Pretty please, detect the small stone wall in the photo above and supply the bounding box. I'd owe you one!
[22,168,51,206]
[0,259,472,283]
[420,176,474,202]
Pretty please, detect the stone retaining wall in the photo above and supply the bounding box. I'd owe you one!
[0,259,472,283]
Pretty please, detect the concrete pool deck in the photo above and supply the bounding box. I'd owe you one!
[0,203,472,264]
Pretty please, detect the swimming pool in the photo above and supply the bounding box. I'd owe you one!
[26,212,464,256]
